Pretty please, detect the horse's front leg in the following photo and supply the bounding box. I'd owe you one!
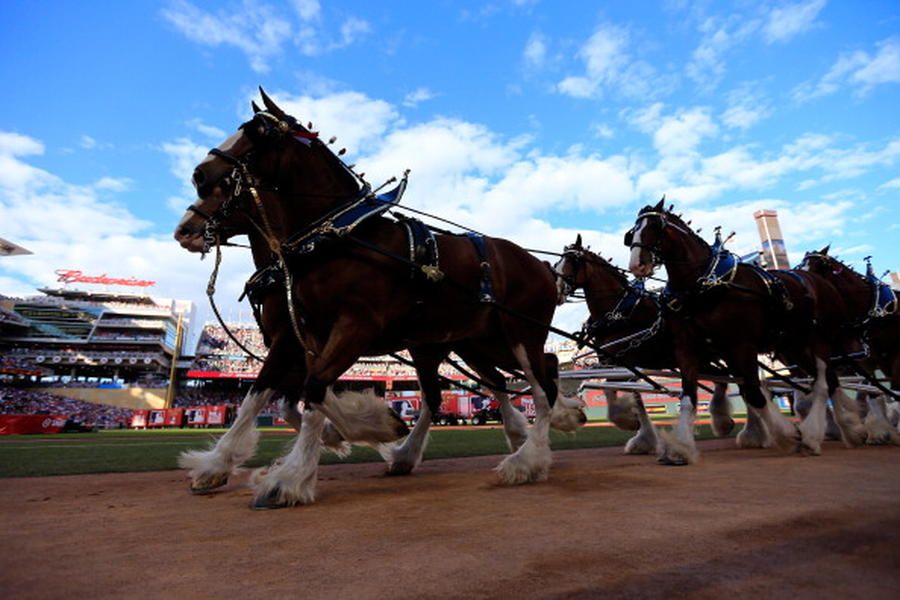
[251,322,406,508]
[179,385,275,493]
[656,348,700,466]
[387,346,447,475]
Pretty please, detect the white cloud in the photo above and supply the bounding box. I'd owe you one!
[403,87,436,108]
[557,23,662,100]
[523,32,547,69]
[187,119,226,140]
[594,124,615,139]
[291,0,320,21]
[762,0,826,44]
[878,177,900,190]
[793,38,900,101]
[162,0,292,73]
[686,15,759,91]
[163,0,369,70]
[94,177,132,192]
[79,135,97,150]
[721,83,771,130]
[0,130,255,334]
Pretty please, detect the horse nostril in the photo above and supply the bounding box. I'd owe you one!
[192,168,206,188]
[177,224,193,237]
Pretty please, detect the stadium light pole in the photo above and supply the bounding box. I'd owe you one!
[165,313,184,409]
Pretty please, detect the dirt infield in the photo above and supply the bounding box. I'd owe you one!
[2,439,899,599]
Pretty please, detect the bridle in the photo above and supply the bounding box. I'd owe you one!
[186,110,305,255]
[555,247,584,299]
[185,109,328,358]
[625,209,702,272]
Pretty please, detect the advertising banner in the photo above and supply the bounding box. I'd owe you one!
[131,410,149,429]
[0,414,67,435]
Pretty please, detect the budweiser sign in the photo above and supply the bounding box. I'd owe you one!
[55,269,156,288]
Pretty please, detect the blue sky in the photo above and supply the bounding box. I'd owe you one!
[1,0,898,334]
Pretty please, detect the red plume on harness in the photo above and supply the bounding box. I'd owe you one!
[292,130,319,146]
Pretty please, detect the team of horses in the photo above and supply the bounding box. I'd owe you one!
[174,90,899,509]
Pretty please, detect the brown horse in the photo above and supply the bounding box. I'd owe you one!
[175,89,567,508]
[554,235,771,462]
[799,248,900,444]
[625,199,866,463]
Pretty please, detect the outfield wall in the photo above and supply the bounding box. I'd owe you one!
[36,387,167,410]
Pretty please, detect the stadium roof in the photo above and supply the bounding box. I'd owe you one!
[0,237,32,257]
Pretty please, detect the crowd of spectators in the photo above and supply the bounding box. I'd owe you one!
[173,387,243,408]
[0,385,133,428]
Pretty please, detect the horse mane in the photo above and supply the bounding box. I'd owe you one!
[637,204,711,251]
[578,247,630,288]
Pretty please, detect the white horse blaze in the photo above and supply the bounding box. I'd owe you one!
[628,219,648,274]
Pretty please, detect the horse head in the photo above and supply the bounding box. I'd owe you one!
[625,197,668,278]
[174,87,361,254]
[553,234,586,304]
[625,198,708,282]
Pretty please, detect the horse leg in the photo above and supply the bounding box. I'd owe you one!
[735,356,799,452]
[863,393,900,445]
[387,347,446,475]
[657,350,700,466]
[709,382,735,437]
[251,326,406,509]
[179,386,276,494]
[453,346,530,452]
[793,357,831,455]
[495,344,556,485]
[826,366,867,447]
[545,353,587,433]
[736,391,772,449]
[624,393,659,455]
[605,389,641,430]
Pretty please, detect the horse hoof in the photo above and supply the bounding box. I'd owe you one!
[250,488,288,510]
[386,463,414,476]
[190,473,229,495]
[799,442,822,456]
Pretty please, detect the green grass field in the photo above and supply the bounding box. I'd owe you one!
[0,424,723,478]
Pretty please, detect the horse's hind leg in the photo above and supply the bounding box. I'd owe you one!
[709,382,735,436]
[496,344,555,485]
[545,352,587,432]
[826,365,867,447]
[454,347,529,452]
[625,393,659,455]
[179,386,275,493]
[863,393,900,445]
[388,347,446,475]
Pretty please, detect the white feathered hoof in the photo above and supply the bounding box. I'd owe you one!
[551,396,587,433]
[624,430,657,455]
[189,471,229,494]
[250,486,293,510]
[863,414,900,446]
[837,416,868,448]
[386,460,415,476]
[320,422,352,458]
[178,449,232,494]
[711,415,735,437]
[736,420,771,449]
[655,429,698,466]
[798,439,822,456]
[607,397,641,431]
[495,442,551,485]
[250,466,316,510]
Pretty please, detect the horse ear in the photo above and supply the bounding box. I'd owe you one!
[251,100,261,113]
[820,244,830,255]
[258,87,284,118]
[654,196,665,211]
[575,234,582,248]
